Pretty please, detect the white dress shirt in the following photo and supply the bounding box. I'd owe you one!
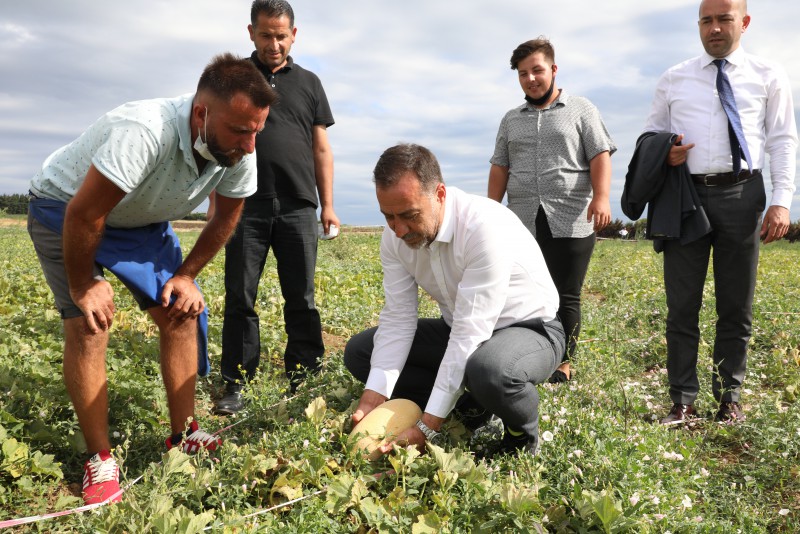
[643,47,797,208]
[365,187,559,418]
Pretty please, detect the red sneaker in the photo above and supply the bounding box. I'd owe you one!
[82,450,122,505]
[165,420,221,454]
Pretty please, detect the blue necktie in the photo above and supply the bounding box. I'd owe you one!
[713,58,752,175]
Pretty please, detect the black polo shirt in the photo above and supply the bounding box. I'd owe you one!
[249,53,334,205]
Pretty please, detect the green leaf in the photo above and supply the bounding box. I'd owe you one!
[591,491,623,533]
[1,437,29,478]
[304,396,328,425]
[412,511,442,533]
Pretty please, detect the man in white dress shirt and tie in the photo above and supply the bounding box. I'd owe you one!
[344,143,565,458]
[643,0,797,425]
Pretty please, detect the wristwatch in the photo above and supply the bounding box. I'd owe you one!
[415,419,444,445]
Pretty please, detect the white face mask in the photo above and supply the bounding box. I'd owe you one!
[193,107,218,163]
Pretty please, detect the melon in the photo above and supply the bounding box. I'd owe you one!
[350,398,422,461]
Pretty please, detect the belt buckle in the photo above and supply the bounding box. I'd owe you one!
[702,173,722,186]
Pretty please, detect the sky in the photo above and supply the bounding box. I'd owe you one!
[2,0,799,226]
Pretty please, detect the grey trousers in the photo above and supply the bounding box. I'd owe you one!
[663,174,765,405]
[344,317,565,445]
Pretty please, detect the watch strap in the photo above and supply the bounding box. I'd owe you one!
[415,419,440,442]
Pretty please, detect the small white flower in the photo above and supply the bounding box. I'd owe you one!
[693,516,703,523]
[744,475,754,483]
[643,455,651,461]
[558,418,567,426]
[541,414,551,422]
[559,407,568,415]
[303,439,310,448]
[651,495,661,505]
[572,449,584,458]
[542,430,554,442]
[653,514,665,520]
[663,451,684,461]
[242,484,247,492]
[682,495,692,509]
[629,493,640,506]
[112,431,121,438]
[700,468,710,477]
[743,388,753,395]
[778,509,790,516]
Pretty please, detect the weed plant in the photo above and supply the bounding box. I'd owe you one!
[0,225,798,532]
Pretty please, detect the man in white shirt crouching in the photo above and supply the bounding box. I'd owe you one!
[345,143,565,459]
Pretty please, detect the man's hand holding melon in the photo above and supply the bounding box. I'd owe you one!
[350,390,445,460]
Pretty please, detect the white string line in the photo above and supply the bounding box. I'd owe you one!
[0,387,316,528]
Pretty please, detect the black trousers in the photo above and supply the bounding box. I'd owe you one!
[663,175,765,404]
[220,196,323,386]
[535,207,596,362]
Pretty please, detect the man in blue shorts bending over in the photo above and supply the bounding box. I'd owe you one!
[27,53,275,505]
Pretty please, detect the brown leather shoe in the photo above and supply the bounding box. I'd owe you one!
[659,403,696,425]
[715,402,745,424]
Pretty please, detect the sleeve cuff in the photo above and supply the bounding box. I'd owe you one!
[770,187,793,210]
[424,386,461,419]
[364,368,400,400]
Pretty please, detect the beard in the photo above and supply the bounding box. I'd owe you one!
[401,232,431,250]
[207,135,244,168]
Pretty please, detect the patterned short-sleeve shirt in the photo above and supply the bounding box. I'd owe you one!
[490,90,616,238]
[30,93,257,228]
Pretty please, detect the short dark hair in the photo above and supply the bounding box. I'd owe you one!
[196,53,277,108]
[251,0,295,27]
[510,37,555,70]
[373,143,443,192]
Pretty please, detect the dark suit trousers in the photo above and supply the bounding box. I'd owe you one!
[221,196,324,386]
[663,175,765,404]
[344,317,564,444]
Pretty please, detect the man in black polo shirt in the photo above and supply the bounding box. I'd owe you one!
[215,0,339,414]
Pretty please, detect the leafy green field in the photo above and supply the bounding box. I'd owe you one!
[1,221,798,532]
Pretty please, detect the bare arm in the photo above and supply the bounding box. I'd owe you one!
[63,165,127,333]
[162,193,244,320]
[313,125,340,236]
[586,151,612,231]
[487,164,509,202]
[206,190,217,221]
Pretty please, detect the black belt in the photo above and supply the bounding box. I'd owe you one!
[691,169,761,186]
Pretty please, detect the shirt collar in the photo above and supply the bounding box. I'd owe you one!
[520,88,568,111]
[178,93,196,168]
[701,46,746,68]
[432,185,455,245]
[249,51,294,74]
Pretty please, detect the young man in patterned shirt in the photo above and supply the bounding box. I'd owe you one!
[488,37,616,384]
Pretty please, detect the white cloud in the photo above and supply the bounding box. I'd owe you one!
[1,0,799,225]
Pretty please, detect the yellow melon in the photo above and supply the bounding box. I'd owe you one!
[350,398,422,461]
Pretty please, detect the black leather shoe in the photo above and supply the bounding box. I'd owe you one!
[715,401,745,424]
[474,425,539,460]
[659,403,696,425]
[214,384,244,415]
